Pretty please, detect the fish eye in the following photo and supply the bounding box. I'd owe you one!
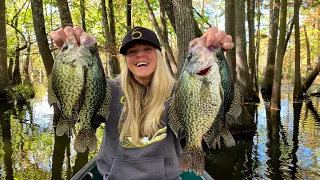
[89,46,96,53]
[62,44,68,51]
[187,53,193,62]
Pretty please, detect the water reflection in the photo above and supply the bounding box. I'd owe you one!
[0,92,320,179]
[205,98,320,179]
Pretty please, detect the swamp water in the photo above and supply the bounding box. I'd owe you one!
[0,88,319,180]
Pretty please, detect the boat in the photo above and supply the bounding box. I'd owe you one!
[71,155,214,180]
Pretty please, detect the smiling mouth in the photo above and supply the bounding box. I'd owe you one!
[196,66,211,76]
[136,62,149,67]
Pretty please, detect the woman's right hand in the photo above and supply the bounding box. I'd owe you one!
[49,26,85,49]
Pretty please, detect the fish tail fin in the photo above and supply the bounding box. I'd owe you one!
[56,116,72,136]
[74,127,97,153]
[220,125,236,147]
[180,146,204,176]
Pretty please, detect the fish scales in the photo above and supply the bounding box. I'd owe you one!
[205,50,237,149]
[169,37,222,176]
[51,37,86,136]
[74,35,107,153]
[49,34,109,153]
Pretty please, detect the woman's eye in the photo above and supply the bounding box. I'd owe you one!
[127,50,136,55]
[144,48,153,52]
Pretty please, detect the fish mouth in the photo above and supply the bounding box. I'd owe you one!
[196,66,211,76]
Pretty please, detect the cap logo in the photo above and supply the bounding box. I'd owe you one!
[131,28,142,39]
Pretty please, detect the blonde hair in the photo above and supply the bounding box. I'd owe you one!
[119,49,175,145]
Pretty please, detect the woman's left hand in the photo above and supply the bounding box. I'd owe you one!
[202,26,234,50]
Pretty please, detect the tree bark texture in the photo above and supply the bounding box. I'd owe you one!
[126,0,132,30]
[262,0,280,101]
[235,0,259,102]
[108,0,120,76]
[144,0,177,75]
[0,0,9,98]
[160,2,177,75]
[56,0,73,27]
[270,0,287,110]
[225,0,236,81]
[22,40,32,85]
[31,0,54,76]
[255,0,263,92]
[302,62,320,93]
[293,0,303,101]
[159,0,176,33]
[161,0,202,39]
[247,0,255,89]
[80,0,86,31]
[13,18,21,85]
[303,25,311,71]
[172,0,197,73]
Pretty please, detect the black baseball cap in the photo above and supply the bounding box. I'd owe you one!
[120,26,161,55]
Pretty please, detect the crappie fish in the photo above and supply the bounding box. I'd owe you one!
[49,35,89,136]
[204,48,241,149]
[73,33,107,153]
[169,37,223,176]
[48,33,108,152]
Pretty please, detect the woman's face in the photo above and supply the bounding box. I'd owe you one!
[126,43,157,85]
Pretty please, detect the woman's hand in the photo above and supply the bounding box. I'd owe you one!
[49,26,84,49]
[202,26,234,50]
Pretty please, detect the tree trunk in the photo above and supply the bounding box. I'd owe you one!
[235,0,259,102]
[31,0,54,76]
[159,0,176,33]
[56,0,73,27]
[247,0,255,88]
[13,18,21,85]
[293,0,303,101]
[22,33,32,85]
[255,0,263,92]
[0,0,10,98]
[8,58,13,82]
[108,0,120,77]
[80,0,86,31]
[270,0,287,110]
[172,0,197,72]
[303,25,311,72]
[126,0,132,30]
[160,2,176,75]
[302,62,320,93]
[161,0,202,39]
[144,0,177,75]
[101,0,111,77]
[261,0,280,101]
[225,0,236,81]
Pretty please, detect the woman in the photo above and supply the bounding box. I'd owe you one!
[50,26,233,180]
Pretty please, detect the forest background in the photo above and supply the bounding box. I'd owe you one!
[0,0,320,110]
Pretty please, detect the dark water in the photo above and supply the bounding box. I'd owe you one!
[0,92,320,179]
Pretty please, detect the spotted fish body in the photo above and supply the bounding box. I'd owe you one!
[50,37,88,136]
[169,37,223,176]
[73,34,107,153]
[49,34,109,152]
[204,49,237,149]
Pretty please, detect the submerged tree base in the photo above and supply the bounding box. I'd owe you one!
[227,104,257,136]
